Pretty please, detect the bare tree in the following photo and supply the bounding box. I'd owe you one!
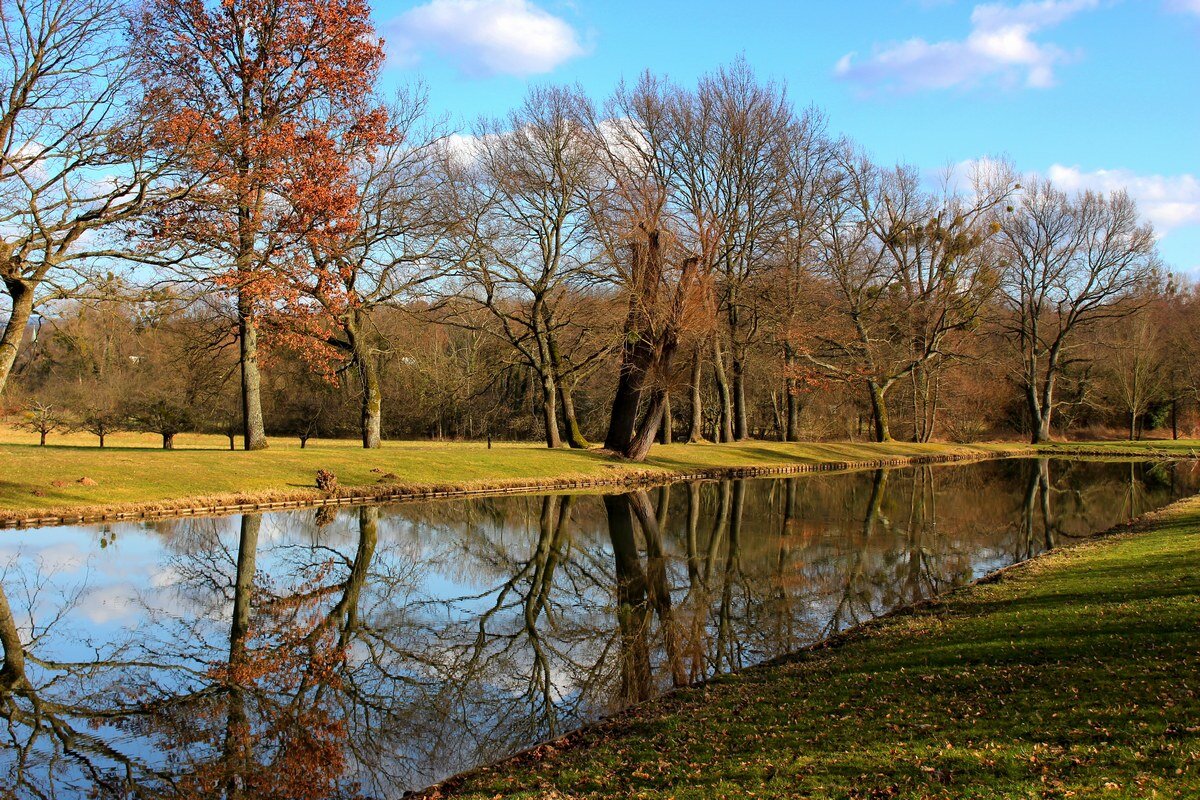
[1097,303,1168,440]
[454,85,605,449]
[18,399,64,444]
[301,87,454,448]
[590,74,708,460]
[800,151,1013,441]
[669,59,793,440]
[0,0,170,398]
[999,180,1160,443]
[762,109,837,441]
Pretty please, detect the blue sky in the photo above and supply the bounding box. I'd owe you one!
[372,0,1199,274]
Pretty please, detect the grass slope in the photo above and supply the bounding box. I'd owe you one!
[427,497,1200,800]
[0,427,1015,518]
[2,424,1197,521]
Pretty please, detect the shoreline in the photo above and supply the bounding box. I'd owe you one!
[2,440,1194,530]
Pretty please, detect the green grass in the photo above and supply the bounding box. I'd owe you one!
[0,426,1017,519]
[429,496,1200,800]
[2,423,1196,522]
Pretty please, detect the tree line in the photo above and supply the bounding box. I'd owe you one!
[1,0,1192,459]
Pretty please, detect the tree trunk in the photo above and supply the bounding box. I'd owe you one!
[628,489,686,687]
[783,346,800,442]
[604,494,652,705]
[785,390,800,442]
[864,468,888,537]
[300,436,308,449]
[557,377,589,449]
[1027,368,1057,444]
[162,432,175,450]
[1033,414,1052,444]
[99,432,106,448]
[545,326,589,449]
[605,234,664,453]
[346,314,382,449]
[1172,397,1179,440]
[867,380,892,443]
[224,513,260,794]
[39,430,46,446]
[605,357,646,451]
[238,299,268,451]
[0,278,34,399]
[712,340,734,443]
[339,506,379,636]
[1129,410,1136,442]
[687,347,704,443]
[731,354,749,441]
[229,514,260,659]
[769,390,783,440]
[0,583,28,691]
[624,387,669,462]
[539,368,562,449]
[658,392,672,445]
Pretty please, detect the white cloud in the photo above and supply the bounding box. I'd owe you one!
[952,159,1200,235]
[388,0,586,77]
[1045,164,1200,234]
[835,0,1099,92]
[1165,0,1200,15]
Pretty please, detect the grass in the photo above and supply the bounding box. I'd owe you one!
[1,424,1197,523]
[425,495,1200,800]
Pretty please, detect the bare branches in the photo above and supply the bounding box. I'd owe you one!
[998,178,1161,441]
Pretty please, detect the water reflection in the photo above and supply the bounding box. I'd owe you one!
[1,458,1194,797]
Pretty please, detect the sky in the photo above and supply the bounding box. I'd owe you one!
[369,0,1200,275]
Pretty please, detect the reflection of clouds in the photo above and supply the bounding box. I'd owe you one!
[0,540,88,574]
[79,582,139,624]
[0,530,206,630]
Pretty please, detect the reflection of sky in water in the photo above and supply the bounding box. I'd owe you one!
[1,458,1197,796]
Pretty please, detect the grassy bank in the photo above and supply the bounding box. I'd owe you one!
[425,495,1200,800]
[2,425,1197,525]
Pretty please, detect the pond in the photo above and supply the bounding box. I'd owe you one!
[1,457,1195,797]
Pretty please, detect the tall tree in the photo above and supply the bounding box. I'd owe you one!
[670,59,793,440]
[800,152,1013,441]
[763,108,836,442]
[455,85,604,449]
[300,87,453,448]
[0,0,169,398]
[999,180,1160,443]
[134,0,387,450]
[1096,300,1168,441]
[592,75,706,460]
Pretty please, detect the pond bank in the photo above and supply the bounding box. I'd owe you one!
[3,437,1196,528]
[421,492,1200,799]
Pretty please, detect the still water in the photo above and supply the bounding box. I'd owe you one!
[1,457,1195,797]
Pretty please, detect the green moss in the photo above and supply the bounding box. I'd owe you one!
[433,497,1200,799]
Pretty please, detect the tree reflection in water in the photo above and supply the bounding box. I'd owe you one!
[1,458,1196,797]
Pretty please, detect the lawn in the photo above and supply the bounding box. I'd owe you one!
[1,424,1197,523]
[425,495,1200,800]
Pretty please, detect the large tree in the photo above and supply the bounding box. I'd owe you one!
[455,85,606,449]
[999,180,1160,443]
[0,0,171,399]
[134,0,387,450]
[591,74,706,461]
[668,60,793,441]
[299,88,454,448]
[800,152,1014,442]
